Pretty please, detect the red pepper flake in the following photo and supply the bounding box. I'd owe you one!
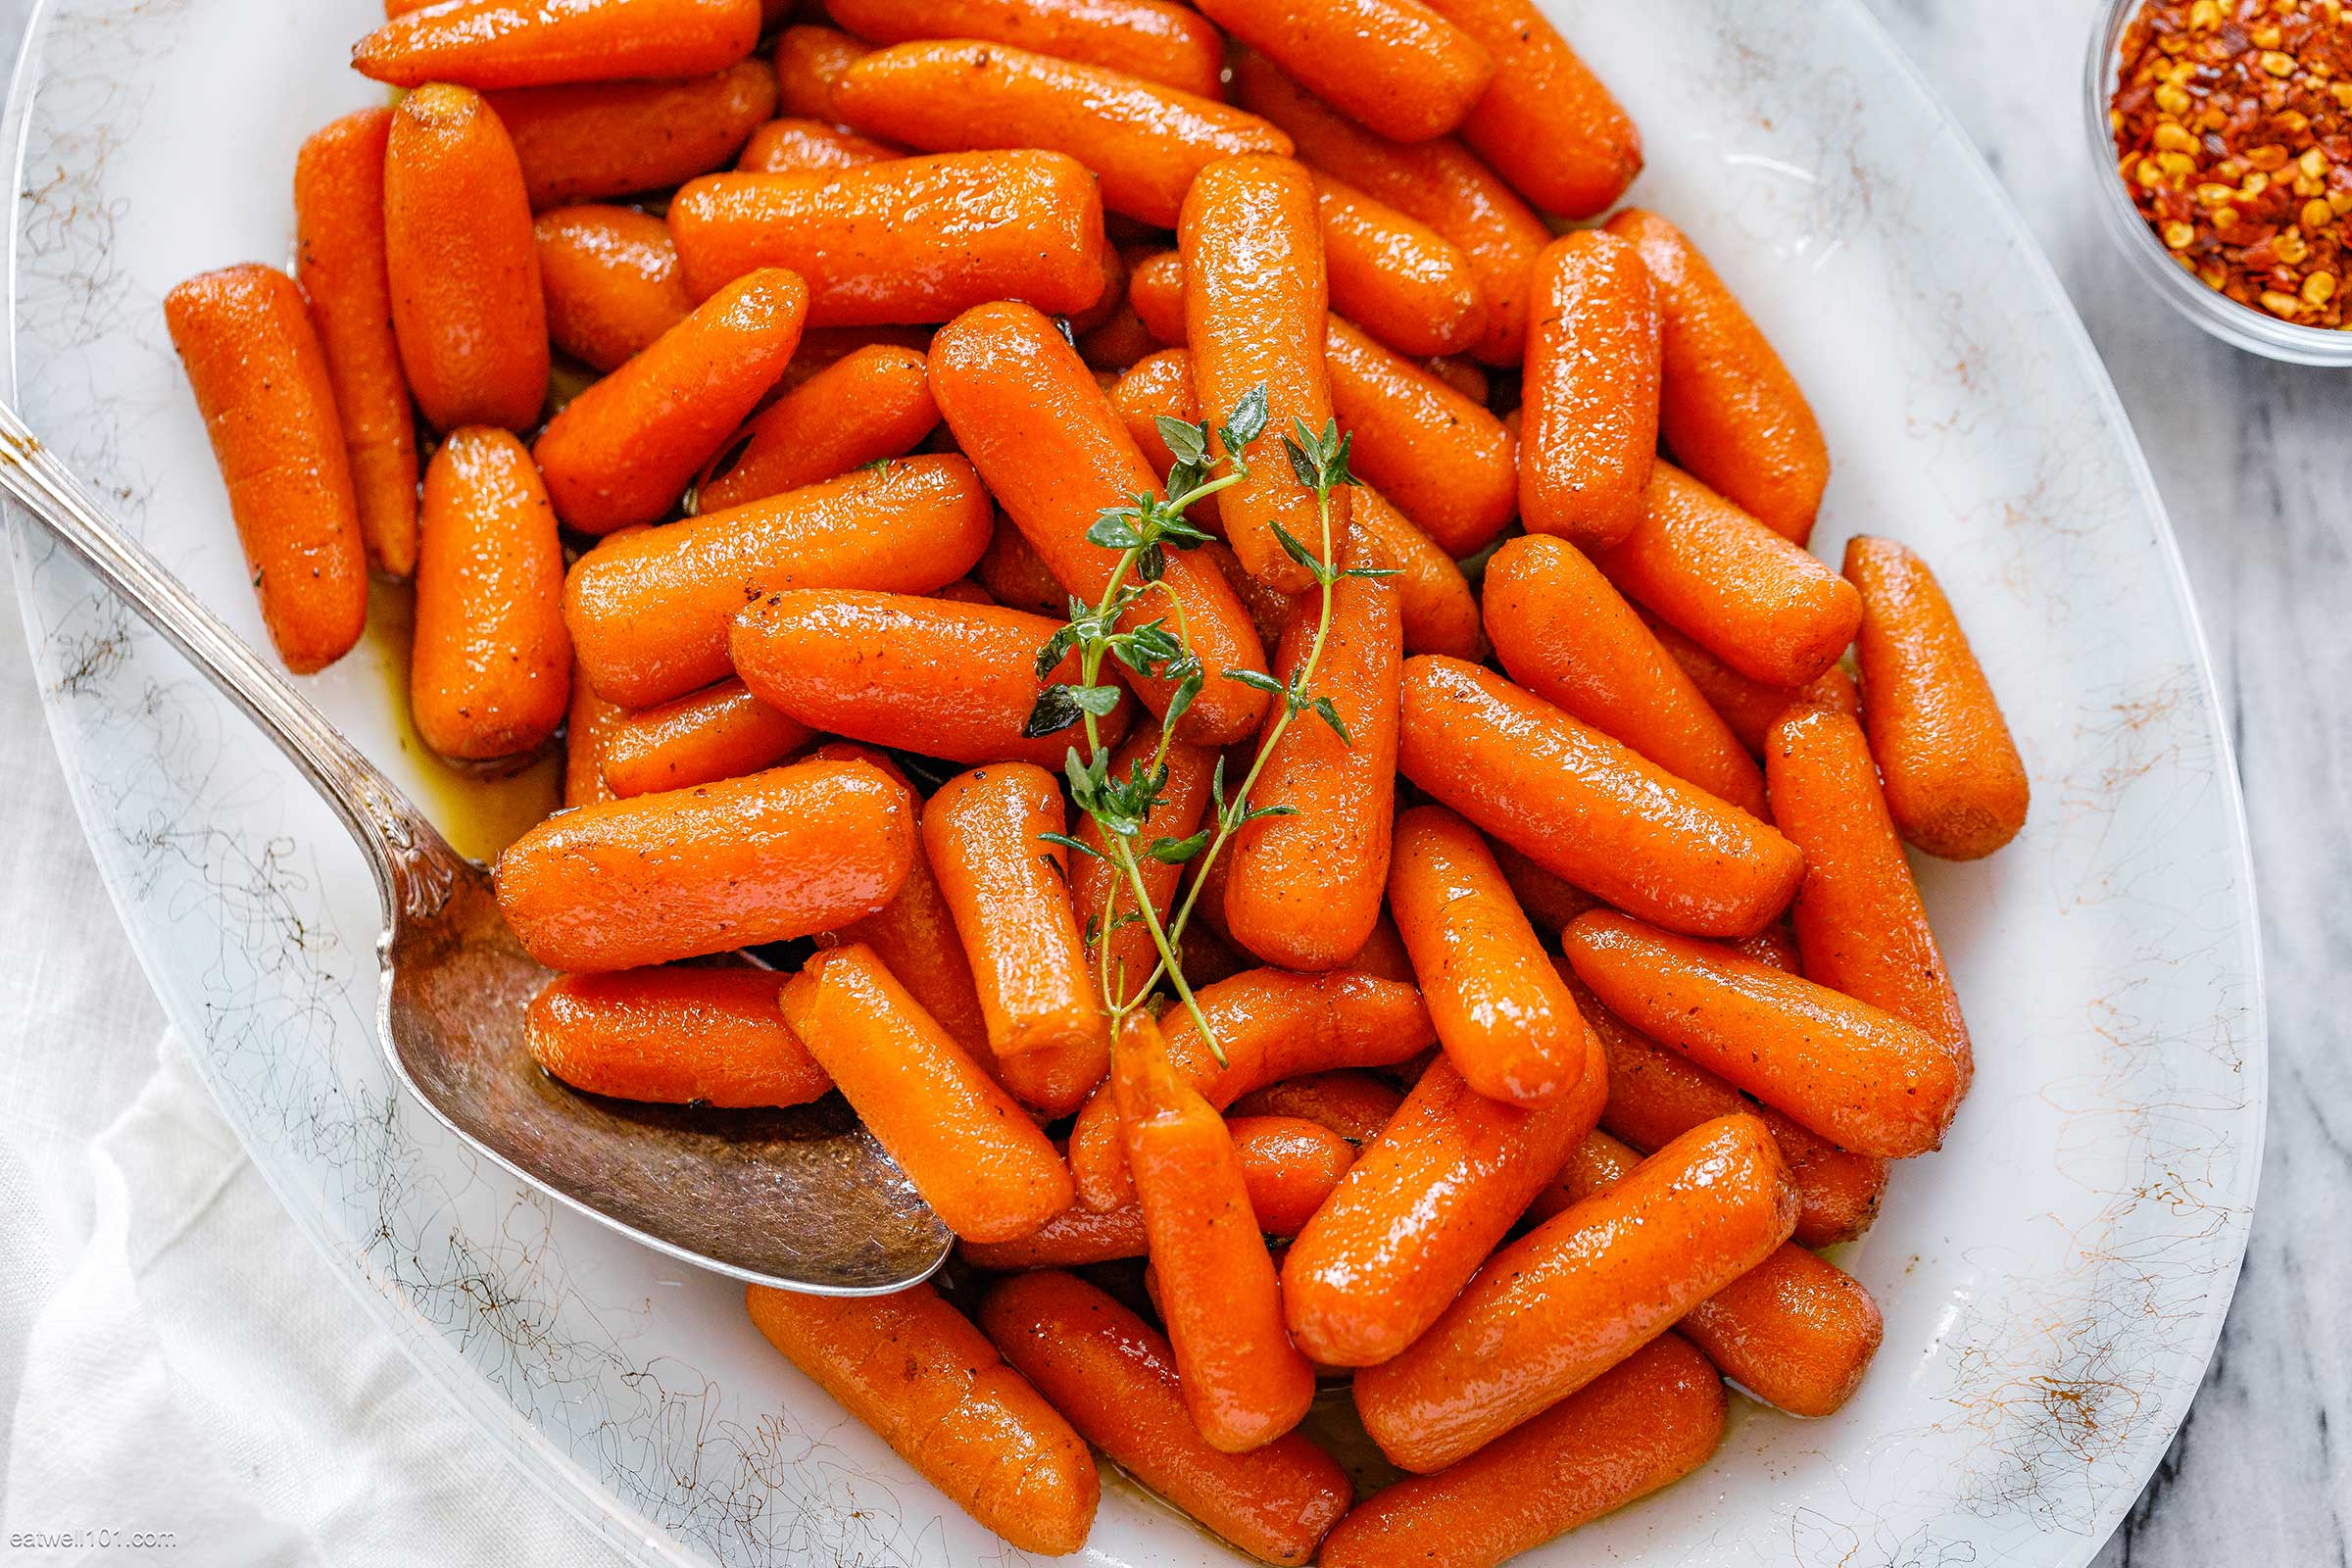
[2112,0,2352,328]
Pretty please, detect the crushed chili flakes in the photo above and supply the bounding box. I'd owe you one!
[2112,0,2352,329]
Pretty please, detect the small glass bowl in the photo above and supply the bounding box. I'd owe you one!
[2085,0,2352,367]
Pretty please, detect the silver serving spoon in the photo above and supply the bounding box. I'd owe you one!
[0,405,951,1295]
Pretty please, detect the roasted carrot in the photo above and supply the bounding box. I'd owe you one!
[354,0,763,89]
[1065,239,1132,338]
[485,61,777,210]
[162,266,368,674]
[1487,841,1600,935]
[1605,209,1829,544]
[737,116,897,172]
[1643,610,1862,756]
[1074,723,1217,1008]
[565,453,992,706]
[527,965,828,1107]
[745,1282,1099,1555]
[828,0,1225,100]
[1843,535,2030,859]
[535,205,694,374]
[294,109,417,578]
[975,514,1070,618]
[1417,0,1641,219]
[771,24,867,120]
[1318,1335,1724,1568]
[771,323,936,396]
[1519,230,1658,550]
[1324,315,1515,559]
[1192,0,1492,144]
[495,756,915,970]
[697,346,937,512]
[1229,1069,1405,1148]
[564,662,625,808]
[1126,248,1188,344]
[832,41,1291,226]
[1314,174,1487,359]
[383,85,549,433]
[1341,912,1418,985]
[598,679,810,797]
[983,1272,1353,1565]
[1108,347,1226,529]
[1076,299,1159,373]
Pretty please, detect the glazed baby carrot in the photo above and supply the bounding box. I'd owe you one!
[1065,240,1131,337]
[1324,315,1515,559]
[1342,911,1417,983]
[1564,910,1966,1160]
[1844,535,2031,859]
[1281,1046,1603,1367]
[668,153,1106,319]
[1354,1113,1794,1473]
[162,266,368,674]
[1605,209,1829,544]
[535,205,693,373]
[1229,1069,1405,1148]
[771,324,936,396]
[486,61,778,209]
[1318,1335,1724,1568]
[564,453,992,707]
[780,944,1074,1241]
[1519,230,1659,549]
[494,756,915,971]
[564,664,624,808]
[1076,301,1158,374]
[827,0,1225,100]
[983,1272,1353,1566]
[527,965,829,1107]
[1389,806,1593,1107]
[737,117,897,172]
[410,428,570,760]
[1075,723,1217,1007]
[976,516,1069,618]
[1233,50,1547,365]
[354,0,763,89]
[1182,155,1348,591]
[928,302,1271,744]
[1314,175,1486,359]
[1126,249,1188,344]
[1117,1013,1317,1452]
[597,679,811,797]
[770,24,867,120]
[1482,535,1765,817]
[832,41,1291,226]
[1417,0,1642,219]
[294,109,417,577]
[383,85,549,432]
[1488,840,1600,933]
[1590,464,1861,690]
[1396,657,1803,939]
[745,1282,1099,1555]
[698,345,939,512]
[1191,0,1493,144]
[1644,610,1862,756]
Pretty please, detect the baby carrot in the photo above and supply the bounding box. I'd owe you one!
[1417,0,1641,219]
[976,515,1069,619]
[1489,841,1600,934]
[1643,610,1862,756]
[535,205,693,373]
[1075,723,1217,1008]
[1191,0,1493,144]
[564,664,625,808]
[745,1282,1098,1554]
[1319,1335,1724,1568]
[294,109,417,577]
[1324,315,1515,559]
[770,24,866,120]
[1396,656,1804,939]
[1605,209,1829,544]
[1482,534,1765,817]
[354,0,763,89]
[1519,230,1658,550]
[698,345,938,512]
[1076,302,1158,373]
[486,60,778,209]
[983,1272,1353,1566]
[827,0,1225,100]
[1126,249,1188,345]
[565,453,992,707]
[1229,1069,1405,1148]
[162,266,368,674]
[1314,175,1487,359]
[383,85,549,432]
[738,117,897,172]
[771,324,936,396]
[598,679,810,797]
[832,41,1291,226]
[1564,910,1965,1160]
[780,943,1074,1240]
[495,756,916,971]
[527,965,829,1107]
[1118,1013,1318,1452]
[1844,535,2030,859]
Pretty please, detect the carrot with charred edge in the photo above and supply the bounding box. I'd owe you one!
[535,206,693,374]
[1324,316,1515,559]
[976,516,1069,618]
[162,266,368,675]
[1192,0,1492,144]
[1229,1069,1405,1148]
[1396,656,1803,939]
[1605,209,1829,544]
[1117,1012,1317,1452]
[383,85,549,433]
[737,117,898,172]
[1564,910,1965,1160]
[699,346,938,512]
[486,61,777,210]
[527,966,829,1107]
[355,0,763,89]
[565,453,992,707]
[1233,51,1546,366]
[780,944,1074,1241]
[745,1282,1099,1555]
[1314,175,1487,359]
[1417,0,1642,219]
[1319,1335,1724,1568]
[1843,536,2031,860]
[564,665,625,808]
[771,24,867,120]
[1077,723,1217,1008]
[1643,611,1862,757]
[1520,230,1658,550]
[494,756,915,971]
[928,302,1271,745]
[827,0,1225,100]
[832,41,1291,226]
[294,109,417,578]
[1482,535,1765,817]
[598,679,811,797]
[983,1272,1352,1566]
[1281,1045,1603,1368]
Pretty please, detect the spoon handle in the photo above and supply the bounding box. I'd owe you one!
[0,401,463,923]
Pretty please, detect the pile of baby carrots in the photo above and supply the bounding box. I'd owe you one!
[162,0,2035,1561]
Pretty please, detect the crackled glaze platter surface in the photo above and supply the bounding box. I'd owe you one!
[4,0,2263,1562]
